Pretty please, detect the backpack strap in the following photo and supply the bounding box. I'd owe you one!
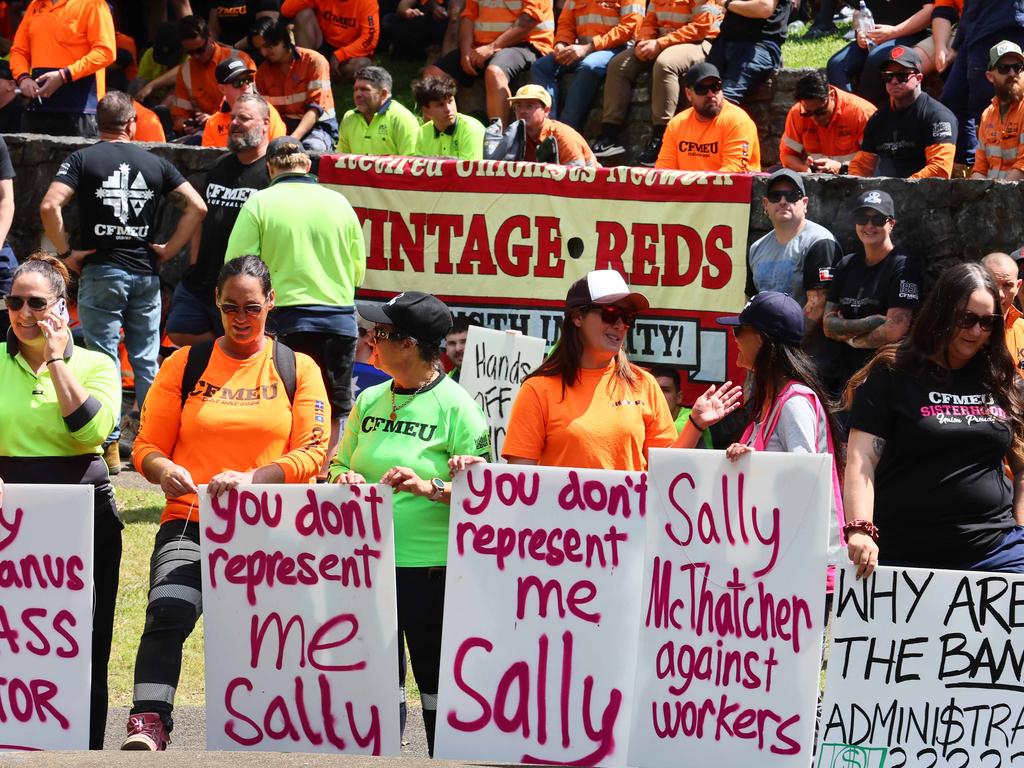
[272,338,297,406]
[180,340,216,409]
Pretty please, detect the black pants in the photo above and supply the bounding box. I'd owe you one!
[21,110,98,138]
[129,519,203,732]
[278,331,356,418]
[397,566,446,757]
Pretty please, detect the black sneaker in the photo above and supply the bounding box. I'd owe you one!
[590,136,626,158]
[803,23,838,39]
[638,134,663,167]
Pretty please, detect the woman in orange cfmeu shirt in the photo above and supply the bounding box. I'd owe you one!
[120,255,328,751]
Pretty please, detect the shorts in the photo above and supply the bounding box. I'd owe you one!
[165,282,224,337]
[278,330,356,416]
[434,44,539,88]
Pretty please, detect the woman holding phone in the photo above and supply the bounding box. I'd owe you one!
[0,252,122,750]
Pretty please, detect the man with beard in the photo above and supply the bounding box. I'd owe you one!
[654,62,760,171]
[167,93,271,346]
[201,56,287,146]
[972,41,1024,180]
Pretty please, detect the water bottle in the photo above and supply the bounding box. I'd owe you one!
[852,1,875,48]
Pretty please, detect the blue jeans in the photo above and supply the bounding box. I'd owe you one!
[826,36,926,108]
[706,38,781,104]
[77,263,161,409]
[531,47,624,129]
[961,525,1024,574]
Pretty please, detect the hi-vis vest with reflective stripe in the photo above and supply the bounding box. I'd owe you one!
[974,96,1024,180]
[467,0,555,53]
[555,0,641,45]
[639,0,721,42]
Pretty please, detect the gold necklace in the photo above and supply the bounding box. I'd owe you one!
[389,372,437,420]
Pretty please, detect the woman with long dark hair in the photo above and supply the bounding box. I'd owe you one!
[844,262,1024,579]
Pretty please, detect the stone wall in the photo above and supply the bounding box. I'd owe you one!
[6,133,1024,287]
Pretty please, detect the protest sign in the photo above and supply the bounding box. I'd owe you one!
[319,157,751,401]
[630,449,830,768]
[435,464,648,766]
[458,326,547,460]
[817,564,1024,768]
[201,484,399,754]
[0,484,93,751]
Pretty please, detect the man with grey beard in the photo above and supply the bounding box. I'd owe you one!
[971,41,1024,181]
[166,93,272,346]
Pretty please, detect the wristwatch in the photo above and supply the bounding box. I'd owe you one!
[428,477,446,501]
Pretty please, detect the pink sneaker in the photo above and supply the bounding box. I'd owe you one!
[121,712,170,750]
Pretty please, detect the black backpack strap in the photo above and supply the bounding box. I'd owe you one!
[180,340,216,409]
[272,338,297,406]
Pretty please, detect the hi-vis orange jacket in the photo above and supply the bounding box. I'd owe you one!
[554,0,642,51]
[637,0,722,47]
[281,0,379,62]
[461,0,555,55]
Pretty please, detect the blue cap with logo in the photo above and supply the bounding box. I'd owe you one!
[717,291,805,345]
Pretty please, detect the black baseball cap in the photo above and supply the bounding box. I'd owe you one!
[883,45,921,72]
[357,292,453,344]
[565,270,650,312]
[216,57,256,85]
[684,62,722,89]
[766,167,806,196]
[717,291,805,345]
[266,135,306,161]
[854,189,895,218]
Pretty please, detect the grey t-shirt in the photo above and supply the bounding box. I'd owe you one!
[746,219,842,306]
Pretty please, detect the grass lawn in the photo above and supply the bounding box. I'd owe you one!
[782,23,850,69]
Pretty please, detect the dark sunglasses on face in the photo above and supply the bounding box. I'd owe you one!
[994,62,1024,75]
[185,38,210,57]
[219,301,266,316]
[693,80,723,96]
[854,212,890,227]
[766,189,803,204]
[589,305,637,326]
[881,71,916,83]
[231,78,253,87]
[956,312,1001,331]
[799,101,830,118]
[6,295,52,311]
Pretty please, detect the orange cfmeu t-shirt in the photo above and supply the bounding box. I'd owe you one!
[655,98,761,172]
[133,99,166,142]
[201,99,288,146]
[501,362,677,470]
[280,0,379,62]
[132,340,329,525]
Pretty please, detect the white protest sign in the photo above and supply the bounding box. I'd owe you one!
[818,564,1024,768]
[435,464,648,766]
[458,326,546,461]
[200,484,400,754]
[0,485,93,751]
[630,449,830,768]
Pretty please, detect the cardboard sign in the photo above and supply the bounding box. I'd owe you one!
[630,449,830,768]
[200,484,400,754]
[0,485,93,751]
[435,464,649,766]
[818,564,1024,768]
[319,157,752,400]
[458,326,547,461]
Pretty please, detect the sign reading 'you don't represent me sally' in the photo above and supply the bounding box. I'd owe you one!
[200,484,399,754]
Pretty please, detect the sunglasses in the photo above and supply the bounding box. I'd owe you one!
[587,305,637,326]
[799,101,830,118]
[994,62,1024,75]
[184,38,211,57]
[881,71,916,83]
[230,78,253,87]
[766,189,803,204]
[372,328,407,341]
[219,301,266,316]
[854,212,891,226]
[6,295,53,311]
[955,312,1001,332]
[692,80,723,96]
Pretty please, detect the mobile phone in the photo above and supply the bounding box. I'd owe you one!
[56,298,69,323]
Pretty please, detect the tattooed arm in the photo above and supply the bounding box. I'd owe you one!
[844,428,886,578]
[847,307,913,349]
[822,301,887,341]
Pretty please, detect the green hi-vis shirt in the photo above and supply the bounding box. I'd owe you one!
[675,407,713,449]
[0,343,120,457]
[415,114,486,160]
[329,375,490,567]
[225,174,366,308]
[337,98,420,156]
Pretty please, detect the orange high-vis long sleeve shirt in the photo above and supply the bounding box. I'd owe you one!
[256,46,336,123]
[133,341,329,526]
[281,0,379,62]
[172,43,255,120]
[973,97,1024,180]
[462,0,555,55]
[638,0,722,48]
[554,0,642,51]
[780,86,876,170]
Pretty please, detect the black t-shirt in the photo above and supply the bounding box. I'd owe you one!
[860,92,957,178]
[0,135,15,272]
[718,0,791,45]
[849,360,1015,568]
[826,247,920,382]
[183,152,270,300]
[212,0,281,45]
[54,142,186,275]
[867,0,929,27]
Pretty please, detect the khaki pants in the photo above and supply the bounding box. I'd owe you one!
[602,40,711,126]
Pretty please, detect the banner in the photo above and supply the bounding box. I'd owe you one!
[817,564,1024,768]
[435,464,649,766]
[0,485,93,751]
[319,157,752,400]
[630,449,830,768]
[458,326,547,461]
[200,484,400,754]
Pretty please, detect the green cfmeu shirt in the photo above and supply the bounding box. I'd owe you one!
[337,98,420,156]
[329,375,490,567]
[415,114,485,160]
[224,173,366,308]
[0,342,120,457]
[675,407,714,449]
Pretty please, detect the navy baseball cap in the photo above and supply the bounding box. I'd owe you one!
[357,292,453,344]
[717,291,805,345]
